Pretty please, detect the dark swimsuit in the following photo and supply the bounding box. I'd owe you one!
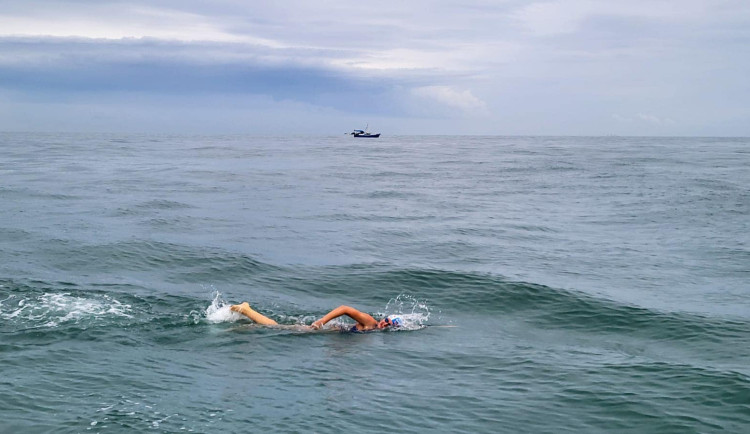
[343,324,370,333]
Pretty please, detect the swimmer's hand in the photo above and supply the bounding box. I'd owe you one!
[230,302,249,313]
[311,320,324,330]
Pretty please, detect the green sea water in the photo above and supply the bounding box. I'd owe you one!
[1,134,749,433]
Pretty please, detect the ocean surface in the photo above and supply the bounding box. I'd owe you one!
[1,133,748,433]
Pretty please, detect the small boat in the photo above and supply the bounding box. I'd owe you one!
[350,124,380,138]
[351,130,380,138]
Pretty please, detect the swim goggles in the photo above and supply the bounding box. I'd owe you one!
[385,316,403,327]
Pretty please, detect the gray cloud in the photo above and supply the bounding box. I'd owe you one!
[1,1,748,135]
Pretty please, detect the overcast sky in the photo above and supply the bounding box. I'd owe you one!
[1,0,748,135]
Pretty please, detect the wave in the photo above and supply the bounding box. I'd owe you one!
[3,256,749,348]
[34,240,274,282]
[112,199,196,216]
[266,265,750,345]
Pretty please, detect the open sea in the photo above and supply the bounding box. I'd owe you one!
[1,133,748,433]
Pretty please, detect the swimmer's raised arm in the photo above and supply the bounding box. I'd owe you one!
[311,305,377,330]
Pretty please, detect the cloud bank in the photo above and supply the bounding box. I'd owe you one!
[0,0,748,135]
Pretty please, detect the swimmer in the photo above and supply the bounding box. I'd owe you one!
[230,302,402,332]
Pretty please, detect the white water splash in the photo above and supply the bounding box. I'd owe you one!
[0,292,132,328]
[382,294,432,330]
[204,291,244,323]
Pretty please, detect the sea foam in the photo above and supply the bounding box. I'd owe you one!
[0,292,132,328]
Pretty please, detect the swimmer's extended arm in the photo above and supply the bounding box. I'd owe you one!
[311,305,377,329]
[230,302,278,325]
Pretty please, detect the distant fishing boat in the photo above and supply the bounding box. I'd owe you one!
[350,124,380,138]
